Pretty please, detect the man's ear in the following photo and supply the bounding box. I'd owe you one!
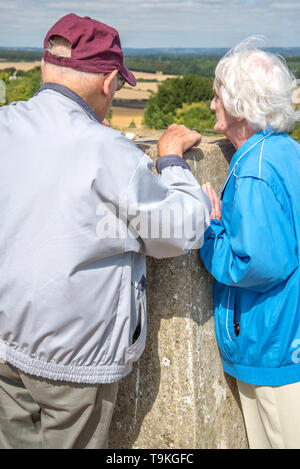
[103,70,118,96]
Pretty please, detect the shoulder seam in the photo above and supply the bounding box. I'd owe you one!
[258,139,265,179]
[236,175,293,225]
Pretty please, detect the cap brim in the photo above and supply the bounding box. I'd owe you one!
[119,66,136,87]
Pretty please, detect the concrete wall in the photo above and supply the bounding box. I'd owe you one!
[0,79,6,104]
[108,133,248,449]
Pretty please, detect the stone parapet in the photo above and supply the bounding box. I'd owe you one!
[108,132,248,449]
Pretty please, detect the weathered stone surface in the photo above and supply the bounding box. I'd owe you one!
[108,132,248,449]
[0,79,6,105]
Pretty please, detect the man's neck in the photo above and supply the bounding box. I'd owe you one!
[39,83,101,124]
[42,77,105,122]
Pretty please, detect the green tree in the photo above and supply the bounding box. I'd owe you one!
[5,66,41,105]
[0,67,16,77]
[290,122,300,142]
[143,75,214,129]
[175,102,216,133]
[106,106,113,123]
[0,72,10,85]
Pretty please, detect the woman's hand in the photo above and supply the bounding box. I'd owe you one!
[202,182,221,222]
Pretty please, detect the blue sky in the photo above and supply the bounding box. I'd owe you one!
[0,0,299,48]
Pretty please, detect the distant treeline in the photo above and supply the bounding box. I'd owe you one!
[125,55,219,78]
[124,47,300,57]
[124,55,300,79]
[0,49,42,62]
[0,48,299,78]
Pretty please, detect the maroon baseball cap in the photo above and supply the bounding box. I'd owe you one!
[43,13,136,86]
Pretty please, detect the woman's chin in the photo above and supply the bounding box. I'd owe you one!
[214,123,222,134]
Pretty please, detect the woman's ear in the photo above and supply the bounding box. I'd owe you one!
[103,70,118,96]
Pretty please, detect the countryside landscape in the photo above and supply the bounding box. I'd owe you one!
[1,47,300,140]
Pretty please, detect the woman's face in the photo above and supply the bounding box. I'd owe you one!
[210,86,238,141]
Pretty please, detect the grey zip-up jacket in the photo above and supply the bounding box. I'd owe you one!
[0,84,211,383]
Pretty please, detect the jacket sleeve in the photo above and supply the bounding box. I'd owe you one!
[200,176,298,292]
[124,153,211,259]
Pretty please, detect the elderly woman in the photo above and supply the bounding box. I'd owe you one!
[200,40,300,449]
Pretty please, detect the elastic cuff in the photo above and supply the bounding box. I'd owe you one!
[204,220,224,241]
[156,154,191,174]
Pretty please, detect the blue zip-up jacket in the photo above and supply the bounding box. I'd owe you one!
[200,129,300,386]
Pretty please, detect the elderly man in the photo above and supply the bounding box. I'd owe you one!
[0,14,210,449]
[200,39,300,449]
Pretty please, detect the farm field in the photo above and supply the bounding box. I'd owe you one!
[115,71,176,101]
[113,71,177,129]
[132,71,176,81]
[0,61,41,71]
[110,106,145,130]
[113,71,177,128]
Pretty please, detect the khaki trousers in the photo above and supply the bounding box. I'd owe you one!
[0,361,118,449]
[237,378,300,449]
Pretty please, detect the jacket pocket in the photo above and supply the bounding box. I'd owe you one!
[125,274,147,363]
[214,286,237,363]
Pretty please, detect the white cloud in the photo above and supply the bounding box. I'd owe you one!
[0,0,298,47]
[272,1,300,8]
[46,0,227,11]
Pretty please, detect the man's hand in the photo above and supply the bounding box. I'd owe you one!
[101,119,110,127]
[158,124,202,158]
[202,182,221,222]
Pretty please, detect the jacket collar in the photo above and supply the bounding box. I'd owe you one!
[35,82,101,124]
[228,127,274,172]
[220,127,275,200]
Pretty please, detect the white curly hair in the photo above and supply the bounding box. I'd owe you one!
[214,37,300,133]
